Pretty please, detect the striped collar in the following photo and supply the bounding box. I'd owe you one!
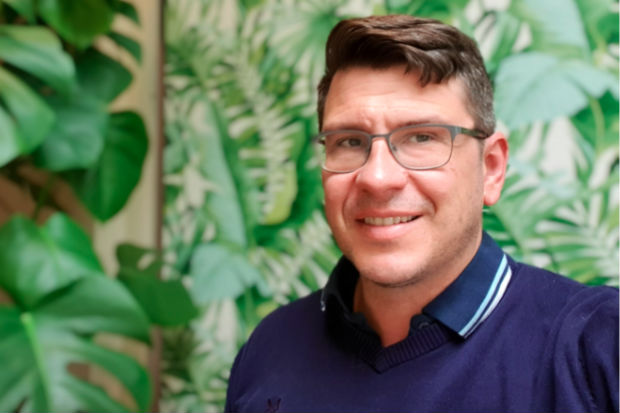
[321,231,512,339]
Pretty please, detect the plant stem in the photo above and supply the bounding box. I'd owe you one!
[588,97,605,154]
[33,174,56,222]
[21,312,52,411]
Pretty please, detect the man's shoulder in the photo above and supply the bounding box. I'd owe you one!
[507,258,618,329]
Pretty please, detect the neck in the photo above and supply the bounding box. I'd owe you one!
[353,275,452,347]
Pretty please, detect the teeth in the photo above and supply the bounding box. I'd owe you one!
[364,216,415,226]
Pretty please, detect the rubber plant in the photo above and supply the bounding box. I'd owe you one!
[0,1,196,412]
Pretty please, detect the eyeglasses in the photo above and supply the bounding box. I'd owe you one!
[314,123,489,173]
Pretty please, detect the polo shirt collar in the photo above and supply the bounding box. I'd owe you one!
[321,231,512,339]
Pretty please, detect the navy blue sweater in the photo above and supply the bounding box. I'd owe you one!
[226,236,618,412]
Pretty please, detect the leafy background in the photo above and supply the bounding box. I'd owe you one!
[162,0,618,412]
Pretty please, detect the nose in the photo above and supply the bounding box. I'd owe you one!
[355,138,408,193]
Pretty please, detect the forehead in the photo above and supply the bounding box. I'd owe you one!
[322,66,472,131]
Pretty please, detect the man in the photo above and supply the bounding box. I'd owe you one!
[225,15,618,413]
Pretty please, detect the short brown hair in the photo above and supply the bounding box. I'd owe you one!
[317,15,495,135]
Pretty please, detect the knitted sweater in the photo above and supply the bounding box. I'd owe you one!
[226,234,619,412]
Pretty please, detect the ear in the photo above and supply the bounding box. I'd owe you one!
[482,132,508,206]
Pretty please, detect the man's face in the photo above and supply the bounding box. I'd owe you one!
[321,66,507,287]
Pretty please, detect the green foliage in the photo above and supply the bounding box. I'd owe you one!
[0,1,195,412]
[163,0,619,412]
[0,214,152,413]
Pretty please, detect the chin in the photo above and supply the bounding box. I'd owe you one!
[351,255,426,287]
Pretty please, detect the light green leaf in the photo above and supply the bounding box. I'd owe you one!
[33,93,107,171]
[0,105,21,167]
[190,243,262,304]
[0,66,55,163]
[0,25,75,94]
[495,52,618,129]
[37,276,150,342]
[66,111,148,221]
[0,214,104,309]
[510,0,589,53]
[201,99,247,246]
[37,0,115,49]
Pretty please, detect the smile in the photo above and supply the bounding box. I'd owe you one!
[363,216,417,226]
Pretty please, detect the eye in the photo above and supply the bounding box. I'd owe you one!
[407,133,435,143]
[338,136,364,147]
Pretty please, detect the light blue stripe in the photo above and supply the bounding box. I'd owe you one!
[458,254,508,336]
[465,267,512,337]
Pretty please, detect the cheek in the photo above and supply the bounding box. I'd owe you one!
[322,174,348,218]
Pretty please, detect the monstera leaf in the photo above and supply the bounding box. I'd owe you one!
[0,214,151,413]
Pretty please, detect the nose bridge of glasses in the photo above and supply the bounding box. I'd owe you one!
[365,133,401,167]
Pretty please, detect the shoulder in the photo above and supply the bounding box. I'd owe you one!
[229,289,325,368]
[508,259,617,312]
[508,260,619,412]
[225,291,325,412]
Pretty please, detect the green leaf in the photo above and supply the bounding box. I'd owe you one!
[2,0,36,22]
[0,274,151,413]
[510,0,589,54]
[117,0,140,24]
[0,214,104,309]
[201,99,248,246]
[37,0,115,49]
[33,92,107,170]
[66,111,148,221]
[38,276,150,341]
[495,52,618,129]
[189,243,262,304]
[76,48,133,104]
[119,273,198,326]
[0,25,75,94]
[0,66,55,165]
[108,31,142,63]
[116,243,198,326]
[485,12,522,76]
[0,105,21,167]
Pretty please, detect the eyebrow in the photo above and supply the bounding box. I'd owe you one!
[322,117,451,132]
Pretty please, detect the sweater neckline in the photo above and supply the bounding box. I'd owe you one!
[321,231,512,371]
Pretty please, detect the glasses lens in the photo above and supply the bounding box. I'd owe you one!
[318,131,369,172]
[390,125,453,169]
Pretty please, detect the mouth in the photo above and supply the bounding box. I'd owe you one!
[363,216,418,226]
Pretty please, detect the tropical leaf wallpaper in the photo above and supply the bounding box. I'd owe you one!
[162,0,619,411]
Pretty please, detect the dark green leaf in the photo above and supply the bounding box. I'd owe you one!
[117,0,140,24]
[76,48,132,104]
[37,0,115,49]
[0,25,75,94]
[0,214,104,309]
[108,31,142,63]
[33,92,107,170]
[66,111,148,221]
[0,66,55,165]
[117,243,162,278]
[190,243,262,303]
[2,0,36,22]
[119,272,198,326]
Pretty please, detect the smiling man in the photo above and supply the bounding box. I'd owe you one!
[225,15,618,413]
